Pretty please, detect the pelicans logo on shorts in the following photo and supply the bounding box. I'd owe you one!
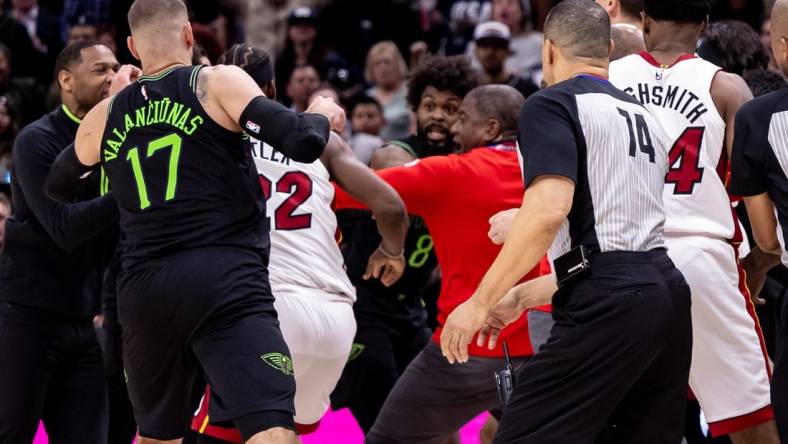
[261,352,294,375]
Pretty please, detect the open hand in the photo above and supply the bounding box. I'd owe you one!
[440,298,489,364]
[363,244,405,287]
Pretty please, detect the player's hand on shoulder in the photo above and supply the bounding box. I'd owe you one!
[488,208,519,245]
[363,243,406,287]
[109,65,143,96]
[306,96,346,133]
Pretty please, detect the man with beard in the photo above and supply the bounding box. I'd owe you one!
[0,40,123,443]
[330,55,478,433]
[334,84,542,443]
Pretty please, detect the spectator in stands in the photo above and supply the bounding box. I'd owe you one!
[348,94,386,165]
[365,41,412,142]
[11,0,64,83]
[0,4,37,78]
[62,0,111,28]
[473,21,538,99]
[286,64,320,112]
[96,24,117,55]
[67,17,98,44]
[433,0,493,56]
[275,6,354,108]
[0,43,46,125]
[491,0,542,82]
[698,20,770,75]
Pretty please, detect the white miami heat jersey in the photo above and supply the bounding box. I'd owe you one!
[609,53,735,239]
[250,138,355,302]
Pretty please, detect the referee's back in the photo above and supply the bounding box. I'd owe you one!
[492,1,693,442]
[521,75,668,261]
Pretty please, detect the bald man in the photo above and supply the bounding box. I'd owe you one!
[597,0,646,61]
[611,23,646,61]
[595,0,643,28]
[731,1,788,441]
[441,1,690,443]
[45,0,345,443]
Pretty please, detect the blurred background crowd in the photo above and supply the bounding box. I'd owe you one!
[0,0,778,203]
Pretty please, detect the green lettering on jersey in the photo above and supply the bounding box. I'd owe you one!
[112,128,126,143]
[145,100,157,126]
[103,100,204,164]
[158,98,171,122]
[184,115,203,135]
[124,114,135,133]
[175,107,191,131]
[104,138,121,161]
[165,102,183,126]
[135,107,146,128]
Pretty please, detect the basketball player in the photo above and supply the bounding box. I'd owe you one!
[609,1,778,441]
[190,44,408,443]
[46,1,345,443]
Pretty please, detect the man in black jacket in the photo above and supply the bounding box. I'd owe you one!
[0,40,121,443]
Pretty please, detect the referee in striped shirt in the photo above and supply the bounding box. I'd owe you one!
[440,1,692,442]
[731,1,788,440]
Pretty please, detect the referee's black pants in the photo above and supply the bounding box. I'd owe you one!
[494,249,692,444]
[0,301,108,443]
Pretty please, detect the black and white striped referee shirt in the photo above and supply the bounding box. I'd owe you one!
[517,74,669,260]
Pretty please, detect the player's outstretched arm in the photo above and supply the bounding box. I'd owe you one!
[204,64,344,163]
[323,133,409,286]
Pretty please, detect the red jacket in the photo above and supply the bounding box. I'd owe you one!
[335,143,542,357]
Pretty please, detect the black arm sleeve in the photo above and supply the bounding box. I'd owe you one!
[46,142,94,202]
[13,129,119,251]
[239,96,330,163]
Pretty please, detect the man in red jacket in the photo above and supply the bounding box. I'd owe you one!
[335,84,543,443]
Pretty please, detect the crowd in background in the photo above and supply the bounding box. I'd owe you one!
[0,0,776,205]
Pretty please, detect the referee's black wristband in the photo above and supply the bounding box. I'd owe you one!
[239,96,329,163]
[46,143,94,202]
